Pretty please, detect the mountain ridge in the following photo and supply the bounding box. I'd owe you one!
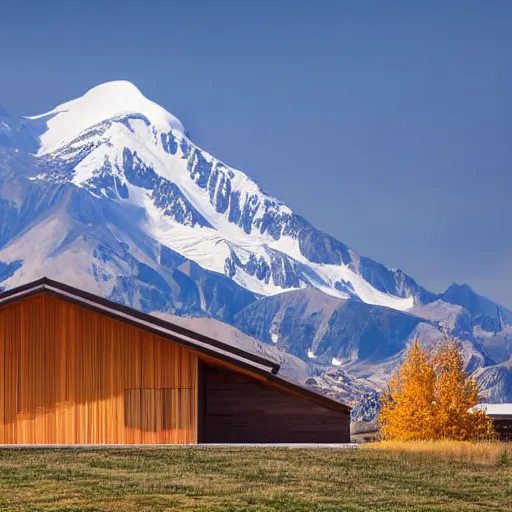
[0,80,511,411]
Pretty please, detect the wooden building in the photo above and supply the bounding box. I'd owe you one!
[0,278,350,445]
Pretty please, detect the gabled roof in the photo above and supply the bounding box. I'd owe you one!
[0,278,351,413]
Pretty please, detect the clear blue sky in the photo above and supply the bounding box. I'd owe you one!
[1,0,511,307]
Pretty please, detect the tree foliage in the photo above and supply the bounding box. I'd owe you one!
[379,338,493,441]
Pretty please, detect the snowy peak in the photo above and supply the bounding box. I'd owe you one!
[2,81,425,312]
[26,81,186,155]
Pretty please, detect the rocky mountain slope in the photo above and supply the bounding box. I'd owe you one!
[0,81,511,413]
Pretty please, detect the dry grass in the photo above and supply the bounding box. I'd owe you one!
[0,446,511,511]
[365,439,512,465]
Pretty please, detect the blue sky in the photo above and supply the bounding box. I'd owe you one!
[1,0,511,307]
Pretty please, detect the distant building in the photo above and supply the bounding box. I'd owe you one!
[470,404,512,441]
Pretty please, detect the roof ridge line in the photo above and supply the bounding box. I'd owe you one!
[0,277,280,374]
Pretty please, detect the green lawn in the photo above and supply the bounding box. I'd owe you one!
[0,447,510,511]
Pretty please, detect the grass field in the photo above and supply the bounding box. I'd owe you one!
[0,444,510,511]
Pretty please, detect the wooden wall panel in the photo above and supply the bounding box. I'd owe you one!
[0,294,198,444]
[203,366,350,443]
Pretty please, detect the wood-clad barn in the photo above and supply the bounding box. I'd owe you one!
[0,278,350,445]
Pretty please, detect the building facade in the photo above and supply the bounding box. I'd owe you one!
[0,279,350,444]
[471,404,512,441]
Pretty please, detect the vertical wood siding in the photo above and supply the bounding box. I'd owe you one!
[0,294,198,444]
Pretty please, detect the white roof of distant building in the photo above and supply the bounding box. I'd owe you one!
[469,403,512,418]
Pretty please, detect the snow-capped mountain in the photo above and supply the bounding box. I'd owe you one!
[0,81,511,409]
[19,81,428,308]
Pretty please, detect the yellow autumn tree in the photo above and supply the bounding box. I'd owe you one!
[432,339,493,440]
[379,337,493,441]
[379,340,437,440]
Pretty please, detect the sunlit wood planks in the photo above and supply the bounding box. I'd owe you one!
[0,294,198,444]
